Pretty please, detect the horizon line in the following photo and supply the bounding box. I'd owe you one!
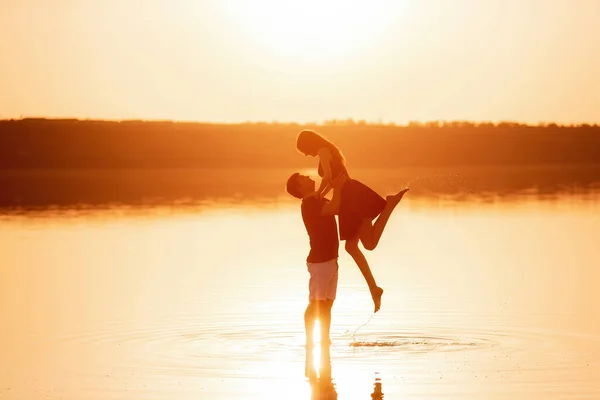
[1,117,600,128]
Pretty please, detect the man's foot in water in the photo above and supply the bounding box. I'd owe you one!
[372,286,384,313]
[305,349,316,379]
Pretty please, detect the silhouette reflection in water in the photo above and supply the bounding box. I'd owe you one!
[307,344,337,400]
[371,373,384,400]
[306,345,384,399]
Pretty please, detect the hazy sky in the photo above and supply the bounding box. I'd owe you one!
[1,0,599,124]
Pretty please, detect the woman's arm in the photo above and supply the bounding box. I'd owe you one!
[319,182,333,199]
[315,148,333,197]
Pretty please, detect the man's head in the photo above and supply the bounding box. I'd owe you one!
[286,173,315,199]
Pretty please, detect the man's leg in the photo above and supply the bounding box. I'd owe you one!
[317,299,333,346]
[315,299,333,379]
[319,331,332,379]
[304,301,318,378]
[307,259,337,377]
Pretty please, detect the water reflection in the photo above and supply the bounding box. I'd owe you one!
[2,194,600,399]
[1,166,599,209]
[308,346,337,400]
[371,374,384,400]
[307,346,385,400]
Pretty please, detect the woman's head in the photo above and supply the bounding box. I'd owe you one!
[296,129,343,159]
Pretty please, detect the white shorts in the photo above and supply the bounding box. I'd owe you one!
[307,258,339,301]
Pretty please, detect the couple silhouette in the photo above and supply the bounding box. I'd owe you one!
[286,129,408,380]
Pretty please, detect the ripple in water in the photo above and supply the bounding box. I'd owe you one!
[51,314,600,390]
[347,330,497,353]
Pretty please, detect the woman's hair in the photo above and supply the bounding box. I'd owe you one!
[296,129,345,162]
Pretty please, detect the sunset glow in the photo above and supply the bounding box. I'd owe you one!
[221,0,400,63]
[2,0,600,398]
[0,1,599,123]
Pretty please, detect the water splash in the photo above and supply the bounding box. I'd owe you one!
[345,330,498,351]
[350,340,399,347]
[400,172,474,196]
[344,313,376,343]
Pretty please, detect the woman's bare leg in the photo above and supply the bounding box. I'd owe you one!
[345,236,384,312]
[359,188,409,251]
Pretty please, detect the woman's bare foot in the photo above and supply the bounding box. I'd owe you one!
[372,286,384,313]
[386,188,410,207]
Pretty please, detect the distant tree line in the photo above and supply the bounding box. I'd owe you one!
[0,118,599,169]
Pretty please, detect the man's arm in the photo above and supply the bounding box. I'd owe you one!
[321,188,340,216]
[315,148,333,198]
[321,173,347,216]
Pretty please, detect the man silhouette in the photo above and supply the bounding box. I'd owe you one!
[286,172,345,378]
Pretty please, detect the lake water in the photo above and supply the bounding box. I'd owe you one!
[1,186,600,399]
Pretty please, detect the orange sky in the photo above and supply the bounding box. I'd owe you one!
[1,0,599,124]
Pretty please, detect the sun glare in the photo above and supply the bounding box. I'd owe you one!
[312,320,322,371]
[221,0,401,62]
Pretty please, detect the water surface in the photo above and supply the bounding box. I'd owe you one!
[1,195,599,399]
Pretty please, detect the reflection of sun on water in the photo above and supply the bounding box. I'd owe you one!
[312,320,321,372]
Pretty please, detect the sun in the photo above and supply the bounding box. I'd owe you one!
[221,0,401,62]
